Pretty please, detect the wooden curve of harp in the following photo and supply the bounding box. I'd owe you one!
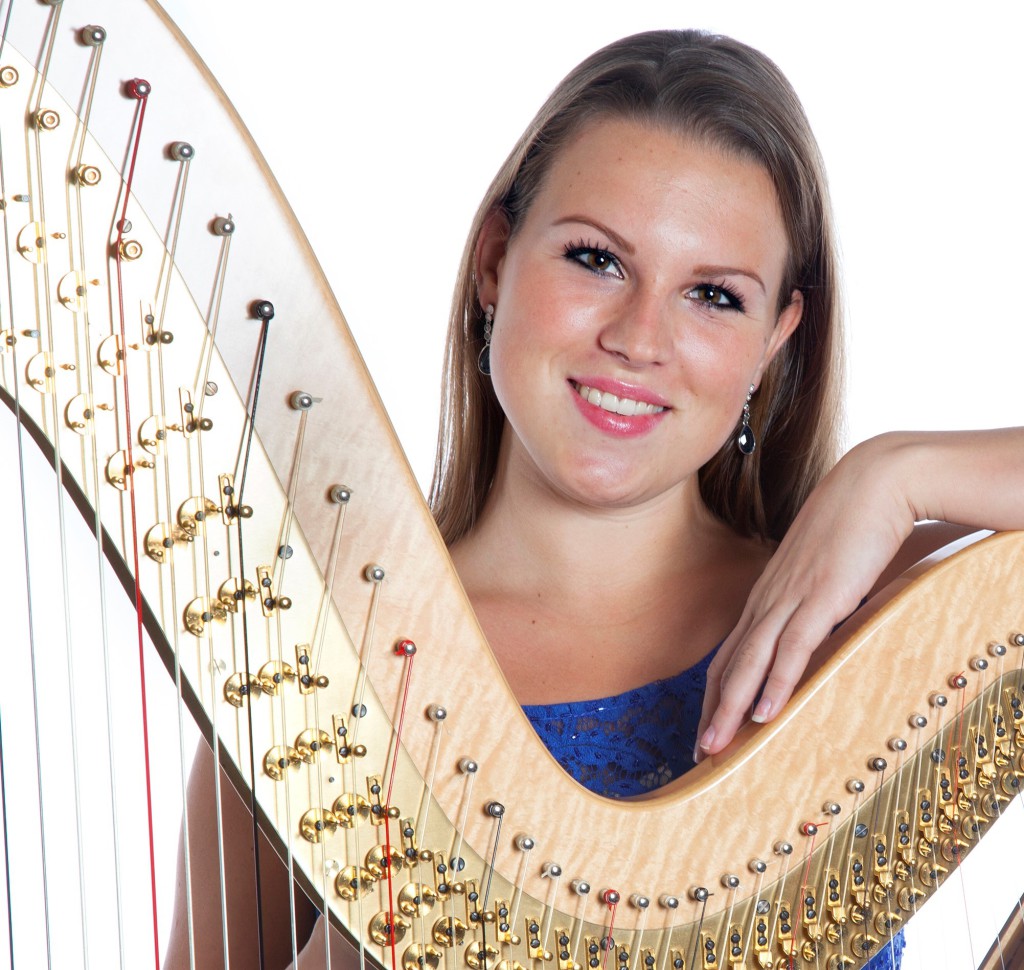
[1,2,1023,969]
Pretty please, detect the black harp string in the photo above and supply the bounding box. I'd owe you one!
[232,306,275,970]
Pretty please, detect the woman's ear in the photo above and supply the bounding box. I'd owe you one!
[758,288,804,380]
[474,210,511,309]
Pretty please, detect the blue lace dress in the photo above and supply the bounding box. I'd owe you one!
[522,649,905,969]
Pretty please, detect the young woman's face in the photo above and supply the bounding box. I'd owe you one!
[477,118,802,512]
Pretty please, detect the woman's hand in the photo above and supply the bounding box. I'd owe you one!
[695,435,915,759]
[696,427,1024,759]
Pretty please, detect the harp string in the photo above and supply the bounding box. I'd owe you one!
[25,2,103,964]
[0,0,49,964]
[271,401,317,967]
[231,308,275,970]
[65,30,132,970]
[110,77,165,970]
[187,219,237,968]
[153,151,204,970]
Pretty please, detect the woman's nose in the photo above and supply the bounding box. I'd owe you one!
[596,292,672,366]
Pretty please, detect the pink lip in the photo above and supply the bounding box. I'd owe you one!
[568,377,670,438]
[571,375,671,409]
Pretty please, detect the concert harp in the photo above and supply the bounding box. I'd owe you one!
[1,3,1022,969]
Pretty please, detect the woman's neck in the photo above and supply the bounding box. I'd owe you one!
[449,444,771,703]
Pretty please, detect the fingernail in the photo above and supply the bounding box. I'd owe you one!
[751,698,772,723]
[693,742,700,763]
[699,726,715,752]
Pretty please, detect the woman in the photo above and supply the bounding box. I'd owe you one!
[170,28,1022,970]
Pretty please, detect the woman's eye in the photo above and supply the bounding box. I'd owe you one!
[688,284,743,311]
[563,245,623,278]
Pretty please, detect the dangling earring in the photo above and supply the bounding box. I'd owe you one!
[477,304,494,376]
[736,384,756,455]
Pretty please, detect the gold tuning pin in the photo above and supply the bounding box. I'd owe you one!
[296,644,328,694]
[222,671,260,707]
[16,221,46,262]
[295,727,333,763]
[873,910,901,935]
[799,885,822,942]
[917,858,947,888]
[263,745,301,781]
[399,816,419,863]
[397,880,438,918]
[299,808,338,844]
[897,886,926,910]
[426,850,451,903]
[827,956,857,970]
[432,914,466,949]
[25,351,55,393]
[97,334,124,375]
[218,473,252,523]
[218,577,257,613]
[335,864,376,902]
[774,900,797,960]
[463,939,498,970]
[401,945,440,970]
[850,934,880,963]
[848,853,867,908]
[698,934,718,968]
[332,792,370,829]
[370,911,409,947]
[870,834,894,901]
[894,811,914,865]
[177,496,220,538]
[184,596,228,638]
[137,415,167,455]
[524,915,548,961]
[257,660,296,695]
[256,564,291,616]
[366,774,387,826]
[824,867,845,926]
[144,522,190,563]
[365,843,404,880]
[332,714,352,762]
[57,270,88,310]
[751,908,772,968]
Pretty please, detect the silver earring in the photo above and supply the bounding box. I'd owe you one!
[477,304,494,376]
[736,384,756,455]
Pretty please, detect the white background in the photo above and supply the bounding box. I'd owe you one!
[158,0,1022,489]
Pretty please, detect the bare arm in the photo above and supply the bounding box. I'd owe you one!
[163,741,318,970]
[697,427,1024,758]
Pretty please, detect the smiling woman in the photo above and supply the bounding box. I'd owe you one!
[3,4,1024,970]
[157,22,1024,970]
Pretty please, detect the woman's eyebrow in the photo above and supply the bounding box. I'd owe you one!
[552,215,636,256]
[693,263,766,293]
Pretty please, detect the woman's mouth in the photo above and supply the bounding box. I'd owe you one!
[570,380,667,416]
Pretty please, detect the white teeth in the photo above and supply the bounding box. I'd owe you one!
[573,382,665,416]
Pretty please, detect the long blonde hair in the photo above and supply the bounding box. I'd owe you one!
[430,29,844,545]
